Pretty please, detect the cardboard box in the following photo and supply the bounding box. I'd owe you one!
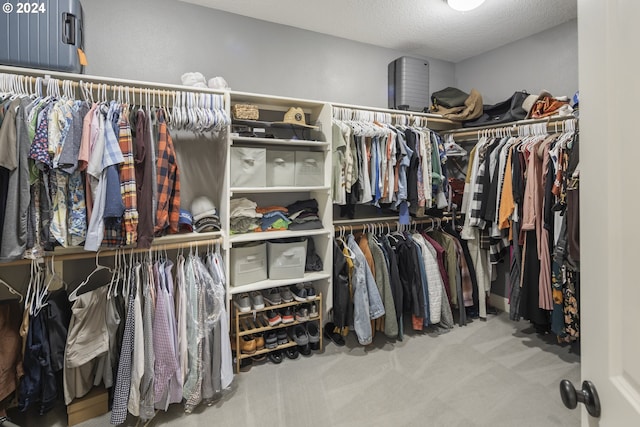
[67,387,109,426]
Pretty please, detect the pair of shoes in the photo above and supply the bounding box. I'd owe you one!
[263,287,294,305]
[263,288,282,305]
[268,350,283,364]
[267,307,295,326]
[323,322,346,347]
[235,292,265,311]
[277,329,289,345]
[290,283,317,302]
[265,331,278,349]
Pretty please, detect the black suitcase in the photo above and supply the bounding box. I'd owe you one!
[0,0,85,73]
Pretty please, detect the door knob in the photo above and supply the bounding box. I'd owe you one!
[559,379,601,418]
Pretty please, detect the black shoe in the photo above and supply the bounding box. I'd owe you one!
[323,322,346,347]
[239,358,253,372]
[268,350,283,364]
[285,347,299,359]
[298,343,312,356]
[277,329,289,345]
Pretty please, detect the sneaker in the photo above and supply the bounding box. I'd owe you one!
[268,350,283,364]
[295,306,309,322]
[292,325,309,346]
[279,287,294,303]
[281,307,294,324]
[263,288,282,306]
[309,302,319,318]
[290,284,307,302]
[284,347,299,360]
[276,329,289,346]
[267,310,282,327]
[235,293,251,313]
[264,331,278,349]
[306,322,320,351]
[305,284,316,301]
[250,291,265,310]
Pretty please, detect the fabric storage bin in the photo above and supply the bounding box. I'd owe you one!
[231,243,267,286]
[266,150,295,187]
[230,147,266,187]
[294,151,324,187]
[267,240,307,280]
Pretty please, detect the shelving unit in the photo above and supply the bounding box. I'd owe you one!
[224,91,334,319]
[232,293,324,373]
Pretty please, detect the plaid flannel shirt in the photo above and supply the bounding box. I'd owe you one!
[118,113,138,245]
[154,115,180,235]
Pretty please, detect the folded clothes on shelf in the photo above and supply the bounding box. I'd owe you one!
[287,199,323,231]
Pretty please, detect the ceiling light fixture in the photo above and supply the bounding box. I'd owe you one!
[447,0,485,12]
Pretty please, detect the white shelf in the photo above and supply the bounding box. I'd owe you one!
[229,271,331,295]
[231,136,329,148]
[230,186,329,194]
[229,228,330,244]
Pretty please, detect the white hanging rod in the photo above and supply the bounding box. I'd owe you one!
[443,115,578,140]
[0,64,228,96]
[330,101,446,119]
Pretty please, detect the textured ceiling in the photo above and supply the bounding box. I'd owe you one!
[179,0,577,62]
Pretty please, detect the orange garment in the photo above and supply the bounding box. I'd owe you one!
[256,206,288,214]
[498,146,515,230]
[357,234,375,275]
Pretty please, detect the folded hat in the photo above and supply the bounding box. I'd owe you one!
[194,217,221,233]
[179,209,193,232]
[191,196,218,223]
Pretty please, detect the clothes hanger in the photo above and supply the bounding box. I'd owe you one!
[0,276,23,303]
[69,251,113,302]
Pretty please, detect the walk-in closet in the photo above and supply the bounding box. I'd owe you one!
[0,0,638,425]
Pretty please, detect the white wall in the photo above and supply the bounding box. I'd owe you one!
[81,0,454,108]
[454,19,578,104]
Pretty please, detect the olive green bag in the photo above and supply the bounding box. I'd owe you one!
[431,87,470,109]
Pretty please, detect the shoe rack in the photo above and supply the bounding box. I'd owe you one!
[232,293,324,373]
